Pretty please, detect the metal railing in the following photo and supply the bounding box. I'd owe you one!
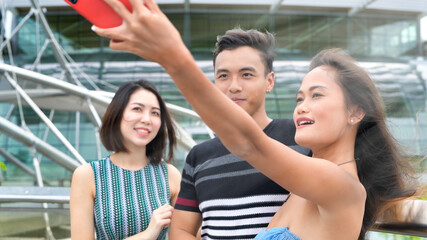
[0,186,426,238]
[374,199,427,237]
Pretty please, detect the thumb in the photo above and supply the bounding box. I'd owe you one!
[92,25,124,41]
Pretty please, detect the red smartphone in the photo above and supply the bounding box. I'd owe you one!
[64,0,132,28]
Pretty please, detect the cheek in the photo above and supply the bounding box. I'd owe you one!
[316,104,348,132]
[152,118,162,132]
[292,108,298,125]
[215,81,228,93]
[246,85,264,102]
[122,112,138,122]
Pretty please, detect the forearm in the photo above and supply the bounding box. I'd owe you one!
[124,229,159,240]
[169,228,199,240]
[169,210,202,240]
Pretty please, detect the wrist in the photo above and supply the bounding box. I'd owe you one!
[139,224,162,240]
[160,44,194,74]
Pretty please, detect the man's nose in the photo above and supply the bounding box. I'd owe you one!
[228,77,242,93]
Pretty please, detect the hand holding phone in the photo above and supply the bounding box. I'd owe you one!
[64,0,132,28]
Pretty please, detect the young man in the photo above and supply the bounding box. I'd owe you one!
[169,28,310,239]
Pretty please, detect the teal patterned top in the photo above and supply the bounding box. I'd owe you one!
[91,157,170,240]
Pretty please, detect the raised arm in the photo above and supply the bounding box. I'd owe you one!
[94,0,364,209]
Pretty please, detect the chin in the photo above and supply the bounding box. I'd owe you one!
[295,135,312,149]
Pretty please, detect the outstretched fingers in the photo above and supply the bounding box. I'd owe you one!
[92,26,127,51]
[128,0,148,14]
[143,0,162,13]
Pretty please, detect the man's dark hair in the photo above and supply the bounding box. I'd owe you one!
[100,80,176,164]
[213,28,275,75]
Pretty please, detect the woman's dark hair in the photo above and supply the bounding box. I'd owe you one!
[100,80,176,164]
[309,49,417,240]
[213,27,275,75]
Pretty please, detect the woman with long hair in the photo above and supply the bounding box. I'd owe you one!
[93,1,417,239]
[70,79,181,239]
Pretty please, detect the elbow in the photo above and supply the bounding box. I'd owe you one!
[216,124,266,162]
[226,140,257,161]
[223,131,268,161]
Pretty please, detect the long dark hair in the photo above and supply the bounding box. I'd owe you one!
[309,49,417,239]
[100,80,176,164]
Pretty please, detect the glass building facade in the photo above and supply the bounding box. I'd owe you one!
[14,8,423,62]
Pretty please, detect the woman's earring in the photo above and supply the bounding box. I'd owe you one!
[350,119,354,123]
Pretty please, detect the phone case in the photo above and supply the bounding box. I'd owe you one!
[64,0,132,28]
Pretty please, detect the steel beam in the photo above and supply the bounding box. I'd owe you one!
[0,117,80,171]
[348,0,378,17]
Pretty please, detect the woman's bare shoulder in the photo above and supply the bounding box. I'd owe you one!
[167,163,181,184]
[72,163,95,185]
[166,163,181,203]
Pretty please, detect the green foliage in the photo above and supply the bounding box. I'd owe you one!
[369,231,427,239]
[0,161,6,171]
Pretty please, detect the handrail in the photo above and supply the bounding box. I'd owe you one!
[0,186,70,204]
[373,199,427,237]
[0,187,425,237]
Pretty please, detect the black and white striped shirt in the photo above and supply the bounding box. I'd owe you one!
[175,118,311,240]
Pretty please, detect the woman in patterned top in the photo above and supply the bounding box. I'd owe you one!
[70,80,181,239]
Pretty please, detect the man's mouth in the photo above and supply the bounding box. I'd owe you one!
[231,98,245,104]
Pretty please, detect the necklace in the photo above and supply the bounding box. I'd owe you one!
[337,158,359,166]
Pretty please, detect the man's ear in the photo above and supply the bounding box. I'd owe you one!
[349,106,366,125]
[266,72,275,93]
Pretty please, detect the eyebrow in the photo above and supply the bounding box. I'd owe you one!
[239,67,256,72]
[216,69,230,74]
[297,85,328,94]
[130,102,161,110]
[215,67,257,74]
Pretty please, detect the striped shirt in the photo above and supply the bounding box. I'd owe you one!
[91,157,170,240]
[175,119,311,240]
